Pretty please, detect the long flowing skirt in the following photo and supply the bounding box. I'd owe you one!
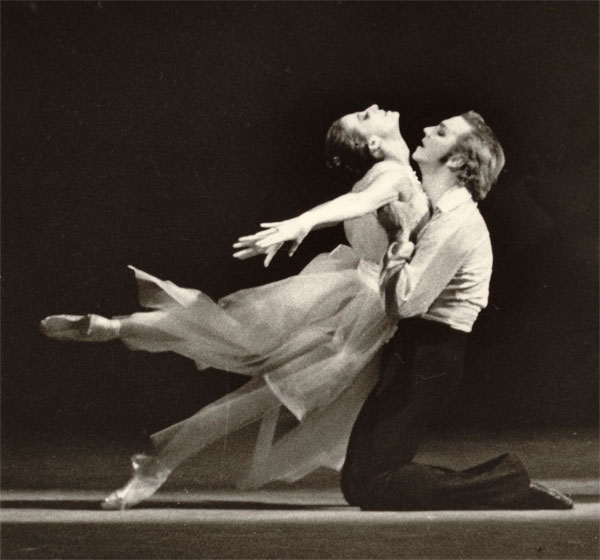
[121,244,397,486]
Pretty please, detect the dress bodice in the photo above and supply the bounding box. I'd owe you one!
[343,163,425,263]
[343,209,390,263]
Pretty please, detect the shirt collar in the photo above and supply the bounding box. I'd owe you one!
[435,186,473,213]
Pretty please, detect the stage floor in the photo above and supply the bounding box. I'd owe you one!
[1,488,599,559]
[2,428,598,558]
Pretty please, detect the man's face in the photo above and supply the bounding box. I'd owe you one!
[339,104,400,144]
[412,115,472,164]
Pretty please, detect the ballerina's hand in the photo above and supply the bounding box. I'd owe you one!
[232,238,284,268]
[233,217,311,265]
[255,218,311,255]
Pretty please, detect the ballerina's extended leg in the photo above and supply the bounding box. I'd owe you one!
[100,377,280,510]
[40,314,121,342]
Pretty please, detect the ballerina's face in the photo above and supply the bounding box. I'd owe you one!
[339,104,410,163]
[340,104,401,141]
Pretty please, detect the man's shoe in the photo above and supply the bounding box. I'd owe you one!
[518,482,574,510]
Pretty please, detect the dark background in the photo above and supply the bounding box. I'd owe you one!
[2,1,597,447]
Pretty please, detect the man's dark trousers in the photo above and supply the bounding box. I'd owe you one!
[341,317,530,510]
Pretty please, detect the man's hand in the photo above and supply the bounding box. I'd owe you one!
[379,238,415,303]
[382,239,415,270]
[377,199,424,241]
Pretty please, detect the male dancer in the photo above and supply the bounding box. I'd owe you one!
[340,111,573,510]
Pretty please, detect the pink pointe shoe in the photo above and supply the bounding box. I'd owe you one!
[40,314,121,342]
[101,454,171,511]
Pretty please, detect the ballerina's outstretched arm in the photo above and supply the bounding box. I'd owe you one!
[233,163,417,267]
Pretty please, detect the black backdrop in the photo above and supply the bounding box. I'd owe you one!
[2,2,598,443]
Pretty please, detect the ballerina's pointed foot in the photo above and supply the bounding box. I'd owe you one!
[100,454,170,511]
[40,314,120,342]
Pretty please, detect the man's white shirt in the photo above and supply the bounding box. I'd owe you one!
[380,186,493,333]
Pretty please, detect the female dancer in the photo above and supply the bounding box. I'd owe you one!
[41,104,430,509]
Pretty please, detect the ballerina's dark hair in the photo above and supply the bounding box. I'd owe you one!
[324,118,378,180]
